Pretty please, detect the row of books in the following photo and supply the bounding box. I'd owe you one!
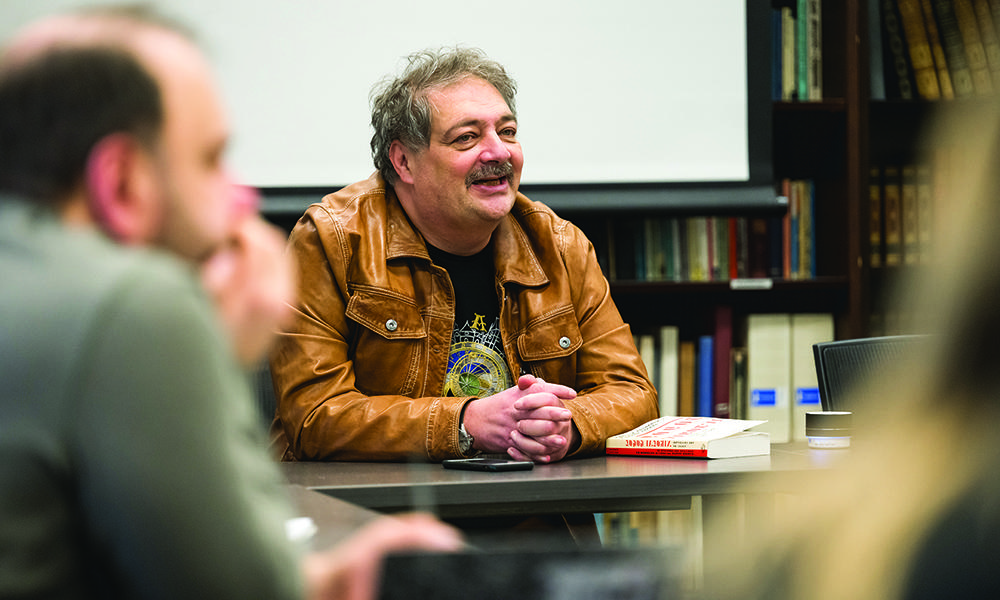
[873,0,1000,100]
[771,0,824,101]
[590,179,816,283]
[868,162,938,268]
[635,310,834,444]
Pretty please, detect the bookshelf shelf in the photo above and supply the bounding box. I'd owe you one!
[610,276,849,294]
[612,277,850,332]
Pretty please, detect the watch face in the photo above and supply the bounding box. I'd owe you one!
[459,424,473,453]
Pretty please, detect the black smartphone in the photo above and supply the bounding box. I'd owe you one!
[441,458,534,472]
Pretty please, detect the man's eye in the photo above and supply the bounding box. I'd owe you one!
[500,127,517,138]
[453,133,475,144]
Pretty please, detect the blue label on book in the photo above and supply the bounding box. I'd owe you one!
[797,388,821,405]
[751,389,777,406]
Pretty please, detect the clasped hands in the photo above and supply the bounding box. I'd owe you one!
[462,374,579,464]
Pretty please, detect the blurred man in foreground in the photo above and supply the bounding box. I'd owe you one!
[0,6,460,599]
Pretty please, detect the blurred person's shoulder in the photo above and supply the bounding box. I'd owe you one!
[0,197,204,332]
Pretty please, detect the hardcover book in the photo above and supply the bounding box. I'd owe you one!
[606,416,770,459]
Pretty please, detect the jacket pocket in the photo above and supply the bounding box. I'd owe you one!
[346,289,426,340]
[346,290,426,395]
[516,306,581,361]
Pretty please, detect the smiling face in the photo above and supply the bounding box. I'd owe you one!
[390,76,523,255]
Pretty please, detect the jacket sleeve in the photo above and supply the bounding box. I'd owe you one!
[548,221,659,457]
[270,209,468,462]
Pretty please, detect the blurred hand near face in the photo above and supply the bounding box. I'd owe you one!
[199,183,295,367]
[302,513,463,600]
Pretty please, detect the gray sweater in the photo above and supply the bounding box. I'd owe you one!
[0,198,303,599]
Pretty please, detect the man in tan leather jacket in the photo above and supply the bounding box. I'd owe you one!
[270,47,657,465]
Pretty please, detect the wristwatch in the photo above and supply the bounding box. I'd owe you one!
[458,421,475,456]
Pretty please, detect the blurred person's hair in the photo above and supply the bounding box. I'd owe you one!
[0,4,194,206]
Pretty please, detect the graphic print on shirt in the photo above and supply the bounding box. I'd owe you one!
[443,315,512,397]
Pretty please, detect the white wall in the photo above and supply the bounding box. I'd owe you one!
[1,0,749,188]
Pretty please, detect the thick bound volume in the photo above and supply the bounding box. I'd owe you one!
[606,416,770,459]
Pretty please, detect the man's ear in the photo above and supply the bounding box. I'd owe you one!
[388,140,416,185]
[84,133,159,244]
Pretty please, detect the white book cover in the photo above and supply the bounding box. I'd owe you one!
[606,416,770,458]
[636,333,657,396]
[746,313,792,443]
[657,326,679,417]
[790,313,834,441]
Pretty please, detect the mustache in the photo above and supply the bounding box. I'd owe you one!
[465,162,514,186]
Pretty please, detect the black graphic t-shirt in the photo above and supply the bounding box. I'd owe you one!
[427,244,513,397]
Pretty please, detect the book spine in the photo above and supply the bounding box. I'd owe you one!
[954,0,995,94]
[807,0,823,100]
[657,326,680,418]
[797,0,810,100]
[869,166,884,269]
[730,347,748,421]
[712,306,733,419]
[746,313,792,443]
[901,164,920,265]
[799,180,816,278]
[916,163,935,263]
[713,217,730,281]
[780,180,792,279]
[747,217,770,278]
[883,165,904,267]
[735,217,749,279]
[637,332,657,403]
[687,217,709,282]
[678,340,696,417]
[669,218,683,281]
[782,7,798,100]
[768,216,785,279]
[883,0,917,99]
[697,335,714,418]
[872,0,889,99]
[787,179,800,278]
[790,314,834,441]
[921,0,956,97]
[897,0,943,98]
[644,218,662,281]
[728,217,739,280]
[933,0,979,96]
[705,217,717,281]
[973,0,1000,85]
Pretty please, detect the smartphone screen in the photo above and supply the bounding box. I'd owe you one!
[441,458,535,472]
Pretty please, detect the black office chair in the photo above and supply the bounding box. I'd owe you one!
[812,335,927,412]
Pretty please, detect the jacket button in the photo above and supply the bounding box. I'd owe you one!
[385,319,398,332]
[558,336,571,349]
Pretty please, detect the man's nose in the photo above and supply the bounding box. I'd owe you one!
[479,130,512,163]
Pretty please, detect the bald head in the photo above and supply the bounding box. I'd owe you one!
[1,4,196,69]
